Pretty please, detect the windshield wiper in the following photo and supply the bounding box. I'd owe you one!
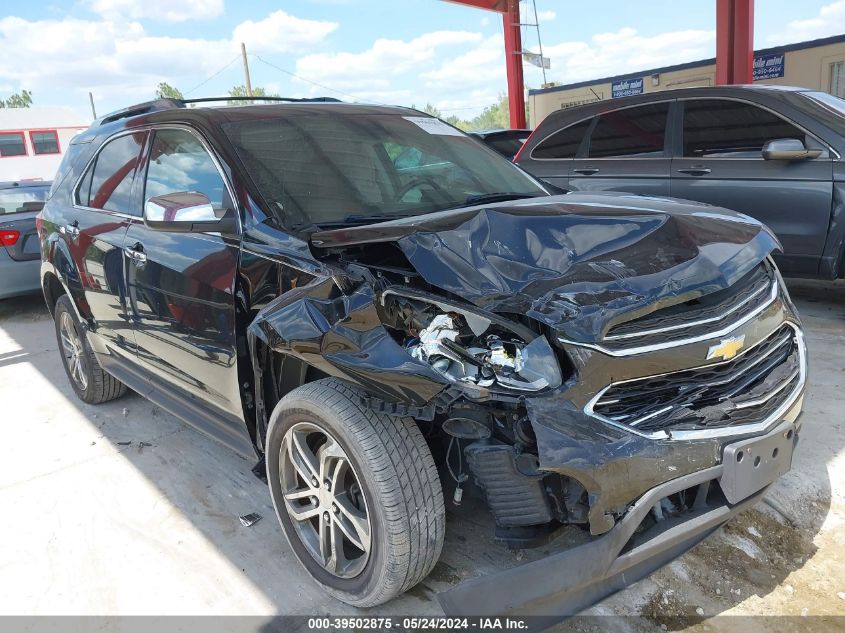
[314,214,409,228]
[460,192,543,207]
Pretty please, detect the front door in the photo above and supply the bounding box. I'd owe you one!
[671,98,834,275]
[125,127,244,427]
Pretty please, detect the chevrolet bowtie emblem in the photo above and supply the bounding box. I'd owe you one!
[707,335,746,361]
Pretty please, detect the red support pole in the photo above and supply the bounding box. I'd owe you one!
[502,0,526,128]
[716,0,754,85]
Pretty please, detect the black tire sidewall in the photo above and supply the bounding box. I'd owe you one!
[266,400,389,601]
[53,295,93,402]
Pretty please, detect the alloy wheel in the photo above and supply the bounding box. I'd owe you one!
[59,311,88,391]
[279,422,371,578]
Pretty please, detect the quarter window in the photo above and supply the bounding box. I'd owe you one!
[78,132,146,213]
[0,132,27,157]
[144,129,228,215]
[587,103,669,158]
[531,118,591,159]
[30,130,60,155]
[683,100,806,158]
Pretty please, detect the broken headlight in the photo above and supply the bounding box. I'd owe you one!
[380,289,562,393]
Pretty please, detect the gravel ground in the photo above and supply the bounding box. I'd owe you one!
[0,278,842,631]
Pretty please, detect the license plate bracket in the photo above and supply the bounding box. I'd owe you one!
[719,421,796,504]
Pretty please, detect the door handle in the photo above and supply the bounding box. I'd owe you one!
[572,167,600,175]
[676,166,711,176]
[125,242,147,266]
[61,221,80,238]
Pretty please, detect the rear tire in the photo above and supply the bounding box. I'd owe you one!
[266,377,445,607]
[53,294,127,404]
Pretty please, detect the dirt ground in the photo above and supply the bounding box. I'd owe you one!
[0,278,842,631]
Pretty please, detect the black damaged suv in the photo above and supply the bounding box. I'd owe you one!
[39,97,806,617]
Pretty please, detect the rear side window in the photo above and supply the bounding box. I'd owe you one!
[0,132,27,157]
[531,118,591,159]
[588,102,670,158]
[144,129,228,214]
[683,100,806,158]
[77,132,146,213]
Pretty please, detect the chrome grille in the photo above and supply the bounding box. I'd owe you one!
[592,324,801,433]
[602,264,775,350]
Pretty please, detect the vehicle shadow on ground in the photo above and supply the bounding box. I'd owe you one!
[1,279,841,628]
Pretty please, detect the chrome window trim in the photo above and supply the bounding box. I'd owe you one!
[603,275,772,341]
[583,322,806,441]
[558,276,778,357]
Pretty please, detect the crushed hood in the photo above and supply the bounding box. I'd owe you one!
[311,193,780,342]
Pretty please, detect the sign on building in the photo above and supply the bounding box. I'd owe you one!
[753,53,785,80]
[611,77,644,98]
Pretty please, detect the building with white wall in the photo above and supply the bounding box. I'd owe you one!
[0,107,90,182]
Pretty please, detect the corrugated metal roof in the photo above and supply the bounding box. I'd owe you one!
[0,106,90,130]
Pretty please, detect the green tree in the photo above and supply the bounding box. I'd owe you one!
[155,82,183,100]
[0,90,33,108]
[228,85,280,104]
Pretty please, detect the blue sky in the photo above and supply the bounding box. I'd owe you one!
[2,0,844,119]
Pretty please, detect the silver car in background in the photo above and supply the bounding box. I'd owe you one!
[0,181,50,300]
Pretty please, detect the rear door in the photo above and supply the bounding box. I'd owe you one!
[124,126,244,426]
[567,101,673,196]
[69,131,147,359]
[671,98,834,275]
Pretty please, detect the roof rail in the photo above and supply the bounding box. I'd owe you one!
[98,98,183,126]
[181,96,342,105]
[95,95,343,127]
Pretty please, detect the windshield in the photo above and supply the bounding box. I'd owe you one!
[805,91,845,117]
[0,185,49,215]
[222,112,548,226]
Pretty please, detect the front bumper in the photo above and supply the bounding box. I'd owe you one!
[438,419,799,620]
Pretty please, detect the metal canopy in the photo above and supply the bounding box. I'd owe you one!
[444,0,755,129]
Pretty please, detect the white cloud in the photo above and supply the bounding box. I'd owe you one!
[86,0,223,23]
[536,10,556,22]
[480,16,491,27]
[537,27,715,84]
[233,10,339,54]
[422,35,504,90]
[0,11,338,106]
[294,31,482,94]
[767,0,845,45]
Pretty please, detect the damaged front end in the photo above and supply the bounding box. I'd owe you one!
[246,194,806,617]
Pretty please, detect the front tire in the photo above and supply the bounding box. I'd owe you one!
[53,294,127,404]
[266,378,445,607]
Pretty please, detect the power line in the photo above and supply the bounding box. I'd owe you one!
[183,55,242,96]
[253,55,387,105]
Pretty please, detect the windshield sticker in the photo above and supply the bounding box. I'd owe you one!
[403,116,465,136]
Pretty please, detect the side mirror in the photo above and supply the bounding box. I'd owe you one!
[144,191,234,233]
[762,138,823,161]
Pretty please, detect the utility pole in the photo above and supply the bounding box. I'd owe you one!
[88,92,97,119]
[241,42,253,97]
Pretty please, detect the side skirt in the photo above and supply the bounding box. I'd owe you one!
[98,351,258,459]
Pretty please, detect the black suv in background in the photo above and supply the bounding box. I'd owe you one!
[39,98,805,619]
[516,85,845,279]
